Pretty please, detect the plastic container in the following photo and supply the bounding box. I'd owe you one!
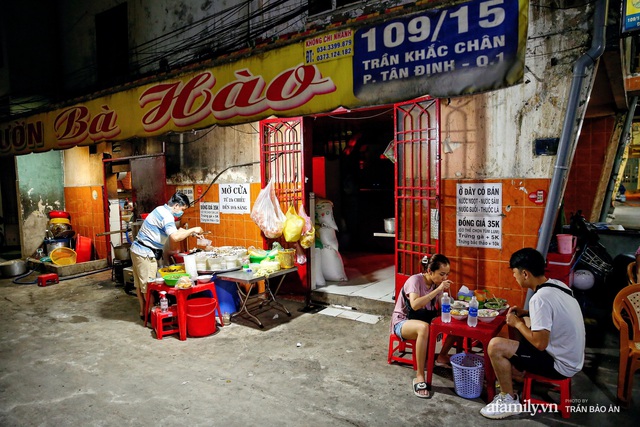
[214,278,240,315]
[441,292,451,323]
[546,252,576,287]
[556,234,577,254]
[277,249,295,269]
[450,352,485,399]
[49,218,71,225]
[50,247,77,266]
[75,235,92,263]
[186,298,217,337]
[160,291,168,313]
[48,210,70,219]
[467,296,478,327]
[163,273,191,287]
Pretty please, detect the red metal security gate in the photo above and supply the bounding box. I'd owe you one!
[259,117,311,292]
[394,98,441,295]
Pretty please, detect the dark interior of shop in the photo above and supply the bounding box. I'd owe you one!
[311,107,395,254]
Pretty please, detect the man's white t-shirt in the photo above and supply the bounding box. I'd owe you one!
[529,279,585,377]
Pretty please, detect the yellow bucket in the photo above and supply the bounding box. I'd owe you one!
[277,249,295,269]
[50,247,77,266]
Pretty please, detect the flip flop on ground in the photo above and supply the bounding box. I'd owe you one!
[434,360,452,369]
[412,378,430,398]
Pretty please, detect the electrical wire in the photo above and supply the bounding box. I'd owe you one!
[12,266,112,285]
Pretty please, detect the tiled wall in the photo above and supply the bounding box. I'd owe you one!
[64,183,264,262]
[440,178,550,308]
[64,186,108,260]
[565,116,614,220]
[165,183,264,254]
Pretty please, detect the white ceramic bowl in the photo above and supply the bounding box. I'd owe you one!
[477,309,499,323]
[197,275,212,284]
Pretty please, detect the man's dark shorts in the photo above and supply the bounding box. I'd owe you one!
[509,338,567,379]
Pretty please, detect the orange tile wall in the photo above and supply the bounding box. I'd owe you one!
[439,178,550,308]
[564,116,614,220]
[64,186,108,260]
[165,183,264,254]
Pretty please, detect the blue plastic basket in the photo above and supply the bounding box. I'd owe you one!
[450,352,484,399]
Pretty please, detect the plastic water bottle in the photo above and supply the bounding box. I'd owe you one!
[467,296,479,327]
[441,292,451,323]
[160,291,168,313]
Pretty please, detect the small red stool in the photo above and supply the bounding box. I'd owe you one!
[37,273,59,287]
[151,305,180,340]
[388,333,418,370]
[522,372,572,418]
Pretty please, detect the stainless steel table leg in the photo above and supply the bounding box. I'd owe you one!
[232,282,264,328]
[265,275,291,316]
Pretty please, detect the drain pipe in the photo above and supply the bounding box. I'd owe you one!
[599,96,638,222]
[528,0,608,307]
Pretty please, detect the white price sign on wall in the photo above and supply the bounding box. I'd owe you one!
[176,186,194,202]
[218,184,250,214]
[456,183,502,249]
[200,202,220,224]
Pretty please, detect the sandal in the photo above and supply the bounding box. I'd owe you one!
[435,360,452,369]
[413,378,430,398]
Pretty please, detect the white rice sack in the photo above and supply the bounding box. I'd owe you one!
[317,225,339,250]
[321,247,348,282]
[316,199,339,231]
[312,247,325,288]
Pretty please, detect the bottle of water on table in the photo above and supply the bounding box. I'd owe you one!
[441,292,451,323]
[467,296,478,327]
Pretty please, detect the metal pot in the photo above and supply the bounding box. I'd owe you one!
[384,218,396,234]
[0,259,27,277]
[113,244,131,261]
[44,238,71,255]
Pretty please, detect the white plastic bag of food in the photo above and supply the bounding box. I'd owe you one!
[317,225,339,250]
[250,179,286,238]
[316,198,339,231]
[321,246,347,281]
[312,247,326,288]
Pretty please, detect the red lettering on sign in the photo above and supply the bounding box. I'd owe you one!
[54,105,121,146]
[140,64,336,129]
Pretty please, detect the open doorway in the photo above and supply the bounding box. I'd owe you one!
[311,107,396,301]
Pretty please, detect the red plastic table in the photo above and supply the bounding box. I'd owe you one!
[426,315,506,401]
[143,281,222,340]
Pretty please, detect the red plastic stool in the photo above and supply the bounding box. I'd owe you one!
[388,333,418,370]
[151,305,180,340]
[522,372,572,418]
[37,273,59,287]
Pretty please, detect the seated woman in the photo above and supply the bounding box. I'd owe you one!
[390,253,460,398]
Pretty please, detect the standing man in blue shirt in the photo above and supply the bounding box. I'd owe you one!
[131,192,203,322]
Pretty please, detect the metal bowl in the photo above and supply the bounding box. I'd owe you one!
[384,218,395,233]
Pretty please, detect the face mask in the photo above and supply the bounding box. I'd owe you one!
[174,210,184,218]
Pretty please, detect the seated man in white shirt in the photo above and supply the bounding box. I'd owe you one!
[480,247,585,419]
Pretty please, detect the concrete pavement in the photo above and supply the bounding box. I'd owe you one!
[0,270,637,426]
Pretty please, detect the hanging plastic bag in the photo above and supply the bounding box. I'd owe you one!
[283,206,305,242]
[295,241,307,264]
[298,204,312,234]
[250,179,286,239]
[300,226,315,249]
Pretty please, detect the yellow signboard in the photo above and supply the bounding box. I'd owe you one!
[0,0,528,156]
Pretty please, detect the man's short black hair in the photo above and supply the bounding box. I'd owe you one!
[509,248,546,277]
[168,192,190,207]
